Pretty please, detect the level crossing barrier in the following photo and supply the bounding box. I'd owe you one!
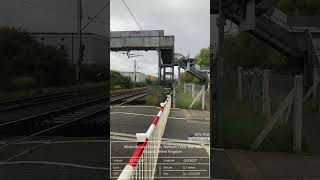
[117,94,172,180]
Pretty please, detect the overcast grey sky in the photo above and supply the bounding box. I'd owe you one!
[110,0,209,76]
[0,0,109,35]
[0,0,209,77]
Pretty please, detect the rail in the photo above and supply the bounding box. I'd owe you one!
[0,89,149,158]
[117,94,172,180]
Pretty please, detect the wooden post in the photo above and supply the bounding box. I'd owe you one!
[173,82,176,108]
[263,70,271,119]
[254,70,258,111]
[318,70,320,112]
[238,67,243,100]
[255,69,259,102]
[251,88,295,149]
[178,66,181,87]
[249,74,255,101]
[313,68,320,111]
[262,71,266,115]
[254,69,258,100]
[189,87,204,109]
[294,75,303,153]
[319,70,320,112]
[191,83,195,98]
[202,85,205,110]
[313,68,317,109]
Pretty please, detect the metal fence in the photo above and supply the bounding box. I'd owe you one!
[117,94,171,180]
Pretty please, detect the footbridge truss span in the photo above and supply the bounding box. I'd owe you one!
[211,0,320,84]
[110,30,175,99]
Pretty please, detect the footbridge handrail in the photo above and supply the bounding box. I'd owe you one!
[263,8,297,33]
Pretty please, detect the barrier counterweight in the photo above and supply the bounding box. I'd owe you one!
[117,94,171,180]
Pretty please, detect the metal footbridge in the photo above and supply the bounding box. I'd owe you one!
[211,0,320,83]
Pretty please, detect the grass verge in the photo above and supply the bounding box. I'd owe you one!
[175,88,202,110]
[145,86,160,106]
[222,76,294,152]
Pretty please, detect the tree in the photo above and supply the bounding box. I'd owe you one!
[110,71,132,89]
[274,0,320,15]
[0,26,74,90]
[180,72,200,84]
[195,48,210,66]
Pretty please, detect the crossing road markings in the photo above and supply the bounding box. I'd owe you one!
[111,111,209,121]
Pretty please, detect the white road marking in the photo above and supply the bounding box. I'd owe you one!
[112,105,159,108]
[212,147,225,151]
[6,144,46,162]
[111,132,136,138]
[111,111,210,121]
[0,161,108,170]
[111,105,209,112]
[111,111,154,117]
[0,140,108,145]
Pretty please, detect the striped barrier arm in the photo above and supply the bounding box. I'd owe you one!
[117,94,172,180]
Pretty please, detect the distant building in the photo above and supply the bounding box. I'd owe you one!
[120,72,147,83]
[30,32,108,65]
[147,75,158,81]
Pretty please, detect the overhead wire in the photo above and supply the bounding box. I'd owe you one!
[120,0,161,58]
[81,1,110,31]
[120,0,144,33]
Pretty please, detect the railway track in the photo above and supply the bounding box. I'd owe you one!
[0,89,149,166]
[0,86,106,112]
[0,87,148,121]
[0,87,149,137]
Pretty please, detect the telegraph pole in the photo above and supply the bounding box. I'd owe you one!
[211,0,225,149]
[216,0,225,147]
[134,59,136,88]
[76,0,83,82]
[126,53,142,88]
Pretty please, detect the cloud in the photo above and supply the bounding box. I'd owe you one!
[0,0,109,35]
[111,0,209,76]
[111,51,159,76]
[0,0,209,77]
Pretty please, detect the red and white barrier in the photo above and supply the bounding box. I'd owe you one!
[118,94,171,180]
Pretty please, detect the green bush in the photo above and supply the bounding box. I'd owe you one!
[80,64,108,82]
[145,78,154,85]
[110,71,133,90]
[135,82,146,87]
[180,72,201,84]
[175,86,202,110]
[274,0,320,15]
[112,85,121,90]
[0,26,75,90]
[11,76,37,89]
[145,87,160,106]
[176,94,202,110]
